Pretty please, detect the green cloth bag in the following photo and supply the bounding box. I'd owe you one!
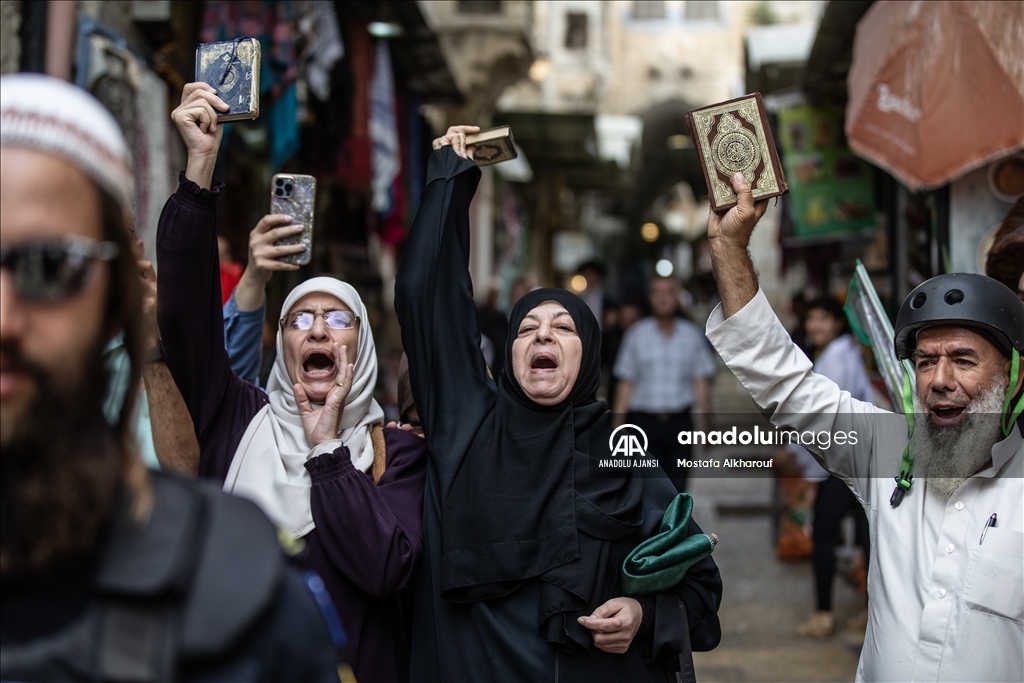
[621,493,717,596]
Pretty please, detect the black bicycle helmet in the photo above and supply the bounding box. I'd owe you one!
[894,273,1024,360]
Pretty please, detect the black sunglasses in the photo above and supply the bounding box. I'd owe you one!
[0,236,119,302]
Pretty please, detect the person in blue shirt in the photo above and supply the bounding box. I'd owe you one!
[223,214,303,388]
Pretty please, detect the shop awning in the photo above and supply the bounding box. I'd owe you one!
[745,23,817,94]
[493,112,622,190]
[801,0,874,103]
[845,0,1024,190]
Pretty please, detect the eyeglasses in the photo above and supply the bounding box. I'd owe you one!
[280,310,360,331]
[0,235,119,302]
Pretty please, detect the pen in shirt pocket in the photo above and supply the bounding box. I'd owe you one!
[979,513,997,545]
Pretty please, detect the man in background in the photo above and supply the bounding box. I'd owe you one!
[613,276,715,492]
[576,260,607,330]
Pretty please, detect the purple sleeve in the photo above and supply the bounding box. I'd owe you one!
[156,173,267,480]
[304,427,426,598]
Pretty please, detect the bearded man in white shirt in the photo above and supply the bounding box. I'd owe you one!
[703,172,1024,683]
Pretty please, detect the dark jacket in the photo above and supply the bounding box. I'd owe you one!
[0,472,338,682]
[395,147,722,683]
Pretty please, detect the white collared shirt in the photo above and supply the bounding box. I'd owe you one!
[706,289,1023,683]
[614,317,717,412]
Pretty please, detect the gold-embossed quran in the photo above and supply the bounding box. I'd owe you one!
[195,38,261,122]
[685,93,787,212]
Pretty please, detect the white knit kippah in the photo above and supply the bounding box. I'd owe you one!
[0,73,133,214]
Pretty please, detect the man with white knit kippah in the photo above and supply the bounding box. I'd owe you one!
[0,74,337,681]
[1,72,200,472]
[0,73,134,214]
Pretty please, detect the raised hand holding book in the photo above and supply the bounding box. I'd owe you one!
[195,38,261,122]
[685,93,788,212]
[465,126,519,166]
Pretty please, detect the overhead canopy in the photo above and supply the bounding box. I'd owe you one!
[801,0,874,103]
[746,23,817,71]
[624,98,707,222]
[493,112,622,190]
[845,0,1024,190]
[745,22,817,94]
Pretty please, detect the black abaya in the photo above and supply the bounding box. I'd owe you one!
[396,147,722,682]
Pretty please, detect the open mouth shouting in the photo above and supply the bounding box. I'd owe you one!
[302,347,337,380]
[928,402,967,426]
[530,351,559,373]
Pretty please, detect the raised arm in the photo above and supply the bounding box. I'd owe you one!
[224,215,305,385]
[157,84,265,476]
[706,173,769,318]
[394,128,493,465]
[703,174,901,506]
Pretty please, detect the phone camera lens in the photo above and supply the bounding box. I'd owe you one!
[275,178,284,187]
[275,188,283,196]
[284,183,293,193]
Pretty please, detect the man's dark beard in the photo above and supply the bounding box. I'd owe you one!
[0,339,121,574]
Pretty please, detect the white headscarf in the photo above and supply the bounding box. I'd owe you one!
[224,277,385,539]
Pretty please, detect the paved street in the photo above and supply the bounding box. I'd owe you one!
[689,374,864,682]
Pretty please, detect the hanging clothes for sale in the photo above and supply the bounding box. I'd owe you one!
[369,39,399,215]
[201,0,300,171]
[296,0,344,103]
[335,19,372,189]
[77,21,174,254]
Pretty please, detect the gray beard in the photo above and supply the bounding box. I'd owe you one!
[910,377,1006,499]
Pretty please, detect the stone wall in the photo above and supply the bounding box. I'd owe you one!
[1,0,21,74]
[419,0,534,128]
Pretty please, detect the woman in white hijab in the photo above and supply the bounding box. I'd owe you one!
[156,82,426,683]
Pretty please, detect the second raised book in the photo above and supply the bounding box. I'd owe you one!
[466,126,518,166]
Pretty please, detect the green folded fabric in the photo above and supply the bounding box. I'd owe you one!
[621,493,717,596]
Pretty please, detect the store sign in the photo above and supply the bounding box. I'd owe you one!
[777,105,876,242]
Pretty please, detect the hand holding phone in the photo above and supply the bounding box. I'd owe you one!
[233,215,303,312]
[247,215,305,280]
[270,174,316,266]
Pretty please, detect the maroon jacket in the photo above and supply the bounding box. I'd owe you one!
[157,174,426,683]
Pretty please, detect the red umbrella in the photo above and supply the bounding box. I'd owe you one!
[846,1,1024,191]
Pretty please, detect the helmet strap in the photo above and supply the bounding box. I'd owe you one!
[1002,348,1023,437]
[891,368,916,507]
[896,350,1022,506]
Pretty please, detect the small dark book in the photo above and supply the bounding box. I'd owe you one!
[685,93,788,212]
[195,38,261,121]
[466,126,518,166]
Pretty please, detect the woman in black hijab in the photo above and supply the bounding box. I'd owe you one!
[396,127,722,683]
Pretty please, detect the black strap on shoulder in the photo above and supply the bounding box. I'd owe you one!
[1,475,286,682]
[95,474,207,682]
[99,599,179,682]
